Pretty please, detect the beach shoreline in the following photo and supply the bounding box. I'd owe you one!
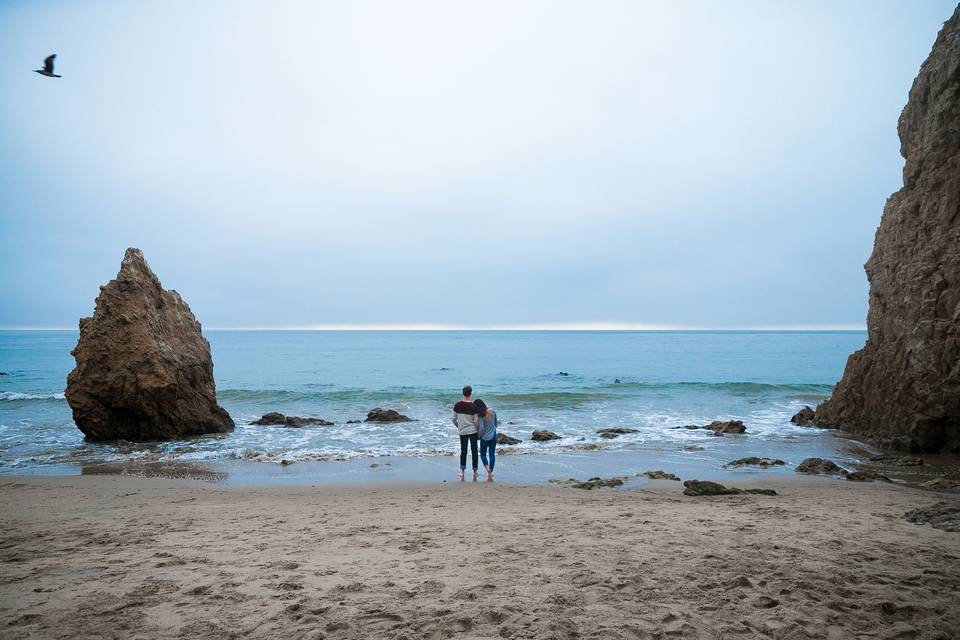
[2,473,959,639]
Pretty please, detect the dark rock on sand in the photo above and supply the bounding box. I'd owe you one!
[725,457,785,468]
[921,477,960,492]
[904,502,960,532]
[846,471,891,483]
[869,455,923,466]
[552,476,627,490]
[252,412,334,427]
[790,406,816,426]
[531,430,560,442]
[642,470,680,481]
[65,248,234,441]
[813,8,960,454]
[682,480,776,496]
[596,428,639,439]
[794,458,848,476]
[365,408,412,423]
[497,433,522,445]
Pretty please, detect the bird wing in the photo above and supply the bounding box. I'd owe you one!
[44,54,56,73]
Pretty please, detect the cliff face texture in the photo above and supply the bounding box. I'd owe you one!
[66,248,234,441]
[814,7,960,453]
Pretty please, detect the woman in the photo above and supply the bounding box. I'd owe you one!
[474,399,498,481]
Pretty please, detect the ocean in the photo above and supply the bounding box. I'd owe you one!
[0,330,869,483]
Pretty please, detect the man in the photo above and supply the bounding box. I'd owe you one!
[452,385,481,480]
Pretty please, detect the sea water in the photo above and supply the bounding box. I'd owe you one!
[0,330,869,481]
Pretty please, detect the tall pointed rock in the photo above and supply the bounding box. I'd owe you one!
[814,7,960,452]
[66,248,234,441]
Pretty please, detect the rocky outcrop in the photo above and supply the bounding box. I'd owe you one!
[682,480,777,496]
[597,428,639,439]
[65,248,234,441]
[531,430,560,442]
[794,458,848,476]
[642,470,680,481]
[725,457,785,468]
[551,476,627,490]
[675,420,746,434]
[790,407,816,426]
[497,433,522,445]
[814,7,960,453]
[364,408,412,423]
[252,412,334,427]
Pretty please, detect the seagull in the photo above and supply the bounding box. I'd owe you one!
[34,54,61,78]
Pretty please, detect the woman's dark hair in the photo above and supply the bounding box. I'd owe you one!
[473,399,487,417]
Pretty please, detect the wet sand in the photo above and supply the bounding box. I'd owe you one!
[1,474,959,639]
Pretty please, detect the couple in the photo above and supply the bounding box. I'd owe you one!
[452,385,497,481]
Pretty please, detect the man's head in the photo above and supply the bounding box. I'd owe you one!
[462,385,472,399]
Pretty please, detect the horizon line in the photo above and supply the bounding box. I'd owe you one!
[0,322,867,331]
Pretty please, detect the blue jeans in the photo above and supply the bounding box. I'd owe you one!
[480,437,497,471]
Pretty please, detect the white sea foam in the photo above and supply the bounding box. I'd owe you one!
[0,391,66,401]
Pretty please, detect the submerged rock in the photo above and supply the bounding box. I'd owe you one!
[642,470,680,481]
[65,248,234,441]
[790,406,816,426]
[365,408,412,423]
[904,502,960,532]
[725,457,786,468]
[814,7,960,453]
[252,412,334,427]
[674,420,746,434]
[497,433,522,445]
[794,458,848,476]
[596,428,639,439]
[531,430,560,442]
[682,480,776,496]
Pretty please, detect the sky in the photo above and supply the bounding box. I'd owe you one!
[0,0,956,329]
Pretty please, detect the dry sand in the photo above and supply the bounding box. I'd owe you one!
[1,474,959,640]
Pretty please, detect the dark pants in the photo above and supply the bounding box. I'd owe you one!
[480,437,497,471]
[459,433,478,471]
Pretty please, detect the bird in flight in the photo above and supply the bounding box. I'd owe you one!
[34,54,61,78]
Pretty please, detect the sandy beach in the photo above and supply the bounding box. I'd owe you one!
[2,474,958,640]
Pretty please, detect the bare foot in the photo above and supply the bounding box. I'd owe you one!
[473,471,479,481]
[457,470,465,481]
[487,471,494,481]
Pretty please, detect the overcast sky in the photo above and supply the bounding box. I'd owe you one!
[1,1,955,329]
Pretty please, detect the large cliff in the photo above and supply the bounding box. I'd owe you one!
[66,248,234,441]
[814,6,960,453]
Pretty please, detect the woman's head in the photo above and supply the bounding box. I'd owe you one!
[473,399,488,417]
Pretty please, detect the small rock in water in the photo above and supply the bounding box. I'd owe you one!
[642,470,680,481]
[790,406,816,426]
[280,459,293,466]
[682,445,705,451]
[497,433,522,445]
[365,408,412,423]
[794,458,848,476]
[531,430,560,442]
[557,371,570,376]
[0,371,8,376]
[677,420,746,434]
[253,412,334,427]
[596,428,639,439]
[725,457,785,468]
[613,378,621,384]
[904,502,960,532]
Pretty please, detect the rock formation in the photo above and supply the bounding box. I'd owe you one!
[65,248,234,441]
[364,408,412,423]
[252,412,334,427]
[497,433,522,445]
[531,430,560,442]
[814,7,960,453]
[794,458,848,476]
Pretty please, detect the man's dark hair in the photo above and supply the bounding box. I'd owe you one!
[462,385,472,398]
